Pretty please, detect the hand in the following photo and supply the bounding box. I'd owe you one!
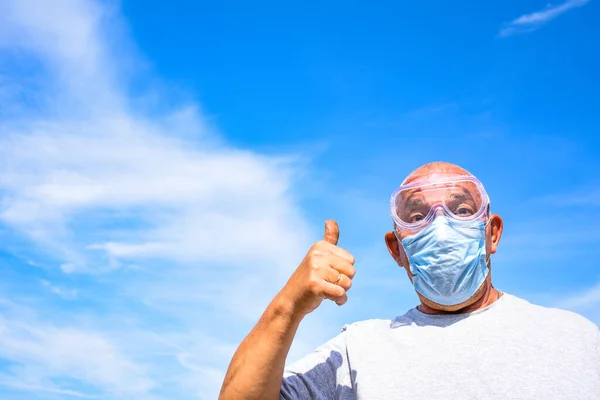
[279,220,356,317]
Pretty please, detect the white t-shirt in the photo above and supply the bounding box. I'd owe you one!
[281,293,600,399]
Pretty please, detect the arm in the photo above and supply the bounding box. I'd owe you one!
[218,292,302,400]
[218,220,356,400]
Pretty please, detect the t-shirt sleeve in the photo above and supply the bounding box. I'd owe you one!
[280,327,356,400]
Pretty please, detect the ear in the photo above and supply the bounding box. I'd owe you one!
[385,231,404,267]
[487,214,503,255]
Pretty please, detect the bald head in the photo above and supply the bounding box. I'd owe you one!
[386,160,504,314]
[403,161,473,185]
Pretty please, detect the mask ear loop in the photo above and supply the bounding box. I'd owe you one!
[393,227,400,242]
[484,201,492,265]
[483,202,502,300]
[391,226,408,268]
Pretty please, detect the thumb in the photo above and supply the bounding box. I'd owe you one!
[323,220,339,245]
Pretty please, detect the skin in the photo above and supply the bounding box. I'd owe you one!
[218,161,504,400]
[384,162,504,314]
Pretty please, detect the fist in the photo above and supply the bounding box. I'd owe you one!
[280,220,356,317]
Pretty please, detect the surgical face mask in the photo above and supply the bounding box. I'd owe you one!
[400,216,488,306]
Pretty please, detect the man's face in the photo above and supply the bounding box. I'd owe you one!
[385,171,504,312]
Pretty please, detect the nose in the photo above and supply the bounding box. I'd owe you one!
[432,204,445,218]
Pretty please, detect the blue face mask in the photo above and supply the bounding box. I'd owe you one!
[400,216,489,306]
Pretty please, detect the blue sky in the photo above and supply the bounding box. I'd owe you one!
[0,0,599,398]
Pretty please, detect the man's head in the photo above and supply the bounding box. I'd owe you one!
[385,161,503,312]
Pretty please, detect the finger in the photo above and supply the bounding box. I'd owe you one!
[327,244,355,265]
[323,220,339,245]
[329,259,356,279]
[335,272,353,291]
[321,281,348,306]
[319,277,345,297]
[329,292,348,306]
[322,267,351,290]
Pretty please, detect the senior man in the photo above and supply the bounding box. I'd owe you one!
[219,161,600,400]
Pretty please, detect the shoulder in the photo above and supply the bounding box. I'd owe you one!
[506,294,599,336]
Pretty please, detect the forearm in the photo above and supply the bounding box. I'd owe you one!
[219,293,302,400]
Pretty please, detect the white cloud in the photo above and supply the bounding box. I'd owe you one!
[558,282,600,310]
[41,280,78,300]
[532,187,600,207]
[0,0,311,275]
[0,381,101,399]
[0,0,321,399]
[555,282,600,326]
[498,0,590,37]
[0,303,153,399]
[0,118,309,271]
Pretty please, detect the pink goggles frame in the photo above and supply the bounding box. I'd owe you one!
[390,175,490,232]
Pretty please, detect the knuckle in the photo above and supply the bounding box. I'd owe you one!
[306,252,322,266]
[307,278,321,293]
[309,262,325,276]
[347,266,356,279]
[336,262,353,278]
[307,244,319,256]
[313,240,328,250]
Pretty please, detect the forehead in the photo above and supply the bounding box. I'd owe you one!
[400,182,480,203]
[403,172,471,185]
[396,175,483,208]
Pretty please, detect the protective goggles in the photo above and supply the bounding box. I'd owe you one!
[390,175,490,233]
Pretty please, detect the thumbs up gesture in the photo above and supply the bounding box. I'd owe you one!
[279,220,356,317]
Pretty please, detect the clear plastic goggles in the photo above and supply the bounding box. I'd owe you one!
[390,175,490,233]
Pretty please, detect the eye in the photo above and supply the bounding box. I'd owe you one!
[409,213,425,223]
[454,204,475,216]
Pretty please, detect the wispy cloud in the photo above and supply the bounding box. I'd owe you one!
[555,281,600,326]
[41,280,78,300]
[0,300,153,399]
[498,0,590,37]
[0,0,321,399]
[532,187,600,207]
[559,282,600,310]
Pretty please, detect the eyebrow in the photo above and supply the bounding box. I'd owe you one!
[447,193,476,203]
[404,199,423,208]
[400,188,479,211]
[401,197,426,211]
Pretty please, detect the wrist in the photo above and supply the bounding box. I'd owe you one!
[271,290,305,325]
